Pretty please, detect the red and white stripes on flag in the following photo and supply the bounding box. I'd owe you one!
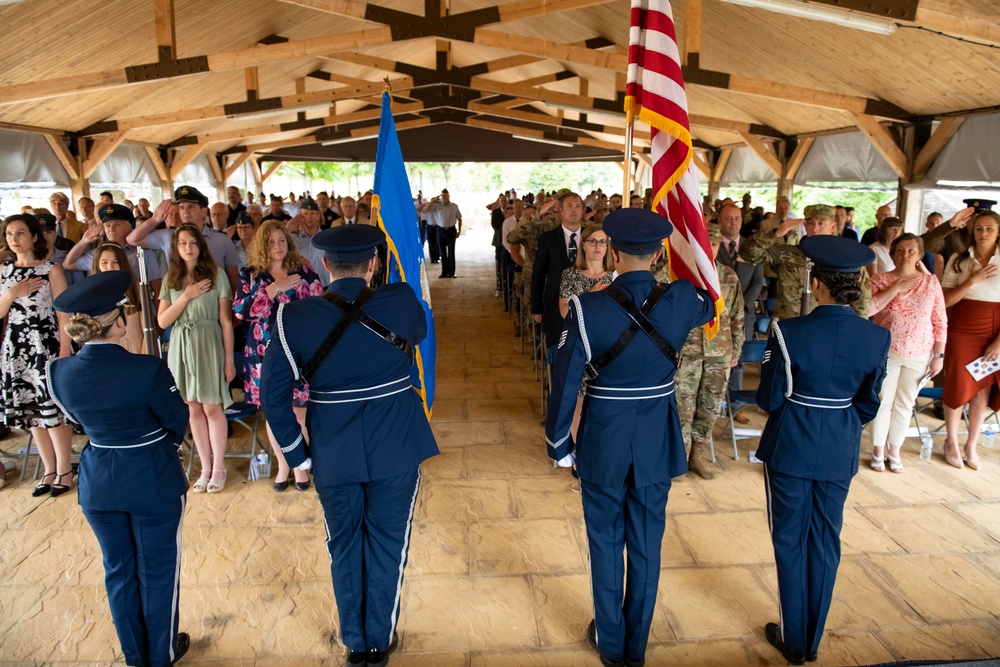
[625,0,724,336]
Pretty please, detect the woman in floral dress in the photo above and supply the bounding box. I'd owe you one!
[233,220,324,492]
[0,214,73,496]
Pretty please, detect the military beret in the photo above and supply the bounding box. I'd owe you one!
[800,235,875,272]
[963,198,997,213]
[54,271,132,316]
[174,185,208,207]
[602,208,673,255]
[300,199,320,212]
[98,203,135,226]
[312,224,385,263]
[35,212,57,232]
[707,223,723,243]
[803,204,835,221]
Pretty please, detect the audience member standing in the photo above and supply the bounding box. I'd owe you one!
[533,191,584,351]
[419,189,462,278]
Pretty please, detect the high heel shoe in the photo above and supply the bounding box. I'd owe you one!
[273,471,290,492]
[50,471,73,497]
[32,471,56,497]
[944,444,964,469]
[207,469,227,494]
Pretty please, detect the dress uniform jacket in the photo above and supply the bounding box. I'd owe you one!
[532,225,576,349]
[756,305,890,480]
[546,271,715,487]
[47,343,189,511]
[260,277,438,484]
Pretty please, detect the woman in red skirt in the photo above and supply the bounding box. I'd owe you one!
[941,210,1000,470]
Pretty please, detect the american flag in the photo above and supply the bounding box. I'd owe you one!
[625,0,723,336]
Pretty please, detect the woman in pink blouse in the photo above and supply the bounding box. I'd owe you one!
[233,220,325,491]
[869,233,947,473]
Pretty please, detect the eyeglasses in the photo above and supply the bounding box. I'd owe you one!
[584,239,608,247]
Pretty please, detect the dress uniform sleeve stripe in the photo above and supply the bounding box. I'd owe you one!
[43,359,77,424]
[569,295,592,362]
[168,493,185,663]
[280,432,303,453]
[275,303,301,381]
[771,323,793,398]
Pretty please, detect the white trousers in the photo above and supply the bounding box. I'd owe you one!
[871,352,931,450]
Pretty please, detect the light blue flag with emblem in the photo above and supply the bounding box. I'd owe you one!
[372,91,436,418]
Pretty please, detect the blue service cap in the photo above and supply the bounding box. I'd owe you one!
[35,212,57,231]
[963,198,997,213]
[602,207,673,255]
[800,235,875,272]
[312,224,385,263]
[53,271,132,316]
[98,203,135,226]
[234,211,254,225]
[300,199,320,211]
[174,185,208,207]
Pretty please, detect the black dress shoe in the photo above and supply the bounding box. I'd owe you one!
[764,623,805,666]
[273,480,289,492]
[295,480,311,492]
[586,620,625,667]
[345,649,367,665]
[367,632,399,667]
[32,472,56,497]
[171,632,190,664]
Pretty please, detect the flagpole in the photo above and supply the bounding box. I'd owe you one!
[622,108,634,200]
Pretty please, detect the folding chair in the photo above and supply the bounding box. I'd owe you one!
[912,386,1000,440]
[725,340,768,461]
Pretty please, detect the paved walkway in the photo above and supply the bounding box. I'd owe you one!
[1,233,999,666]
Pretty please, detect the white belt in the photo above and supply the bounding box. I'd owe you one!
[309,377,411,404]
[788,392,852,410]
[586,382,675,401]
[89,428,169,449]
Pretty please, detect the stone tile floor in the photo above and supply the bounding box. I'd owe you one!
[1,236,999,666]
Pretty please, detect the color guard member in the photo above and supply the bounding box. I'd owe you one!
[756,236,890,665]
[48,271,191,667]
[545,208,715,667]
[260,225,438,667]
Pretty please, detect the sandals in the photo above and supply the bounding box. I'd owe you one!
[869,455,885,472]
[207,469,227,494]
[192,472,211,493]
[886,454,904,474]
[32,471,56,497]
[50,471,73,497]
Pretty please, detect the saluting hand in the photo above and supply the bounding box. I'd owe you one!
[182,278,213,301]
[81,223,103,244]
[948,207,975,229]
[286,214,303,233]
[7,277,45,298]
[151,198,172,224]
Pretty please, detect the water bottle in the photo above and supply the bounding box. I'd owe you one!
[984,425,995,449]
[919,432,933,461]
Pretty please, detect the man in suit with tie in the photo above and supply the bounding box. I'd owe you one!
[717,203,765,423]
[532,190,583,352]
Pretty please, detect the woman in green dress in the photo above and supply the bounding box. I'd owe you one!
[158,224,235,493]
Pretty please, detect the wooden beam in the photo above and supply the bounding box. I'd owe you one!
[468,101,652,144]
[913,0,1000,46]
[692,152,711,179]
[250,159,265,185]
[275,0,368,19]
[206,152,225,184]
[712,148,732,182]
[169,143,206,181]
[496,0,618,22]
[243,117,430,154]
[43,134,80,181]
[153,0,177,60]
[784,137,814,182]
[144,146,171,182]
[912,116,965,179]
[245,67,260,98]
[683,0,702,65]
[851,113,908,179]
[0,27,394,105]
[82,131,128,179]
[738,132,782,176]
[262,161,283,182]
[223,151,254,180]
[473,29,628,71]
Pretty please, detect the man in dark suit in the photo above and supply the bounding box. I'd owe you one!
[532,190,583,351]
[716,204,765,423]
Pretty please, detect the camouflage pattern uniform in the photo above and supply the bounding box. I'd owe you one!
[740,214,870,321]
[675,259,744,479]
[507,212,560,328]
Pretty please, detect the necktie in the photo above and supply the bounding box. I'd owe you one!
[568,232,578,264]
[729,240,736,257]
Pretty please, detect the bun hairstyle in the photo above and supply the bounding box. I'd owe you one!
[64,309,120,345]
[812,268,863,305]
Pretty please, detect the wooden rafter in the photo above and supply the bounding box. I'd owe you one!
[278,0,616,23]
[784,137,815,182]
[169,143,206,180]
[738,132,782,176]
[912,116,965,179]
[250,159,265,185]
[914,0,1000,46]
[224,151,253,180]
[851,113,908,179]
[43,135,80,181]
[153,0,177,59]
[143,146,171,182]
[206,152,224,184]
[712,148,732,182]
[473,29,628,70]
[692,152,712,179]
[262,161,284,181]
[683,0,702,64]
[467,101,651,144]
[82,131,128,179]
[239,117,431,154]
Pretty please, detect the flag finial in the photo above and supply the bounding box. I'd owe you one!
[383,76,391,92]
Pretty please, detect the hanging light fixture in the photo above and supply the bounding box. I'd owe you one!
[719,0,898,35]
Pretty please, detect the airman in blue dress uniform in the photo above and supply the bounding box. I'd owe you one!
[545,208,714,667]
[756,236,890,665]
[260,224,438,667]
[48,271,191,667]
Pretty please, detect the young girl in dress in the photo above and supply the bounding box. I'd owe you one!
[0,214,73,496]
[91,243,145,354]
[158,224,235,493]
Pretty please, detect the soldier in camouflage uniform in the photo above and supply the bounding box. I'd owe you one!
[676,225,745,479]
[740,204,871,321]
[508,197,562,332]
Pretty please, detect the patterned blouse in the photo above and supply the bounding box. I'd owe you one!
[870,272,947,358]
[559,267,613,299]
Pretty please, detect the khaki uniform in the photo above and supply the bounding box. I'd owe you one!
[740,228,871,321]
[675,263,744,476]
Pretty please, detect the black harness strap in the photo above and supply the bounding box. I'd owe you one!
[300,288,415,382]
[584,284,679,380]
